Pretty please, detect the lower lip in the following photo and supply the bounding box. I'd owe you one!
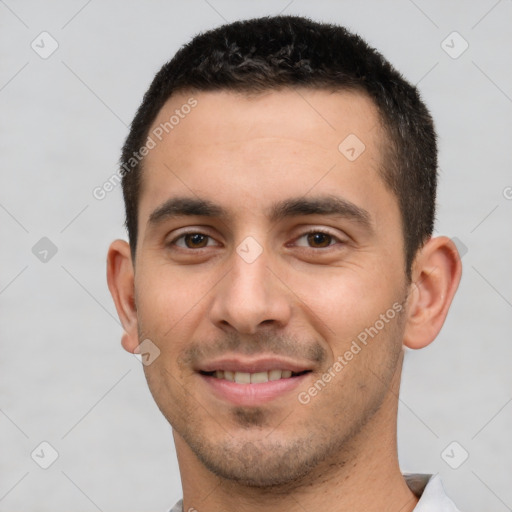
[199,373,311,406]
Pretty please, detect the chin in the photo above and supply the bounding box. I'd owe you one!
[185,432,343,490]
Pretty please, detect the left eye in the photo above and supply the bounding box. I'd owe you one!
[294,230,341,249]
[172,232,218,249]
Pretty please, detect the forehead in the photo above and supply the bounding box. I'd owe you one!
[138,88,392,228]
[148,87,381,153]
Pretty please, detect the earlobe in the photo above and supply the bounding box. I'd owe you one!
[403,236,462,350]
[106,239,139,353]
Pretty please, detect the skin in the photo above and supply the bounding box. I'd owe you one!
[107,88,462,512]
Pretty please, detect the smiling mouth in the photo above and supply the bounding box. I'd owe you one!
[199,369,311,384]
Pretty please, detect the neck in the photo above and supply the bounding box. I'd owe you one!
[174,354,418,512]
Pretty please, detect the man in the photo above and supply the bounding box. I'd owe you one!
[107,15,463,511]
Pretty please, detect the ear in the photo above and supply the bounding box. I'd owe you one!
[403,236,462,350]
[106,239,139,353]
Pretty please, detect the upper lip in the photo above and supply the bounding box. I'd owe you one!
[196,356,313,374]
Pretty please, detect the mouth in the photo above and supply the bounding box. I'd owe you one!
[199,369,311,383]
[196,357,314,406]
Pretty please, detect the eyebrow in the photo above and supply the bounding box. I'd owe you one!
[148,197,226,226]
[267,195,372,229]
[147,194,373,231]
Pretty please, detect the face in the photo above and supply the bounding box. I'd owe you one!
[132,88,409,487]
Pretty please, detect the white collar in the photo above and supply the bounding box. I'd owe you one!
[405,473,462,511]
[169,473,462,512]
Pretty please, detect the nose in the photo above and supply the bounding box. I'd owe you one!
[208,243,292,335]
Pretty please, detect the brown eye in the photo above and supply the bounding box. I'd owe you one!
[171,232,217,249]
[294,229,341,249]
[306,232,333,248]
[183,233,209,248]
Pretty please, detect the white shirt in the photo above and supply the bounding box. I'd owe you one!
[404,474,462,511]
[168,473,462,512]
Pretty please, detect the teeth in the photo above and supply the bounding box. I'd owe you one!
[211,369,300,383]
[250,371,268,383]
[268,369,282,381]
[234,372,251,384]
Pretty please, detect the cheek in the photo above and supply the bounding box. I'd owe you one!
[134,266,210,345]
[287,265,402,348]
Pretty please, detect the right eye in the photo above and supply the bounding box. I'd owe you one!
[169,231,221,250]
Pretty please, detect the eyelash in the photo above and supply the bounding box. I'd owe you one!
[169,228,345,250]
[295,228,346,249]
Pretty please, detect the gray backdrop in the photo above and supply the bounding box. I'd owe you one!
[1,1,511,510]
